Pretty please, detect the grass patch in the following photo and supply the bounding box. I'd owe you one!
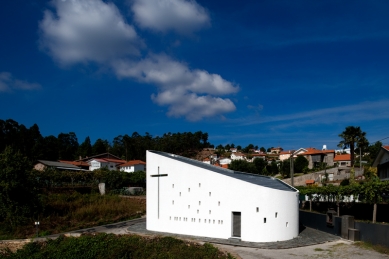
[0,233,235,259]
[354,241,389,255]
[314,248,324,251]
[0,193,145,240]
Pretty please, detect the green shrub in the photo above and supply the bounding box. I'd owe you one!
[0,234,234,259]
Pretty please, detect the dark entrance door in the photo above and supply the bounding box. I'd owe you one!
[232,212,241,237]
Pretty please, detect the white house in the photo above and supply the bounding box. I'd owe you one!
[119,160,146,173]
[88,158,126,171]
[218,157,232,165]
[231,152,246,161]
[146,150,299,242]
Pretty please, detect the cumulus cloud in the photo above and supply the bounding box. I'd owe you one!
[131,0,210,34]
[0,72,41,93]
[38,0,238,120]
[112,54,238,120]
[39,0,143,65]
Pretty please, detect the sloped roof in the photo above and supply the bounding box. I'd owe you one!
[37,160,80,169]
[149,150,297,192]
[76,153,122,162]
[89,158,126,164]
[334,154,351,161]
[59,160,89,167]
[372,146,389,167]
[119,160,146,167]
[299,148,335,156]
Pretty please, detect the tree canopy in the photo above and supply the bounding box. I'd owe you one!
[338,126,368,167]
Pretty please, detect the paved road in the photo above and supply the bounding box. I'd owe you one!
[2,218,388,258]
[216,240,389,259]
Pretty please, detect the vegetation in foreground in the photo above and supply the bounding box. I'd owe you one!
[354,241,389,255]
[0,193,145,240]
[0,234,234,259]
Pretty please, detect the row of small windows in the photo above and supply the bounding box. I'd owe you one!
[172,200,220,208]
[256,208,278,218]
[170,216,223,224]
[172,184,210,196]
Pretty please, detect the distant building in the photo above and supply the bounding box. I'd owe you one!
[34,160,87,171]
[119,160,146,173]
[88,158,126,171]
[334,154,351,167]
[373,146,389,180]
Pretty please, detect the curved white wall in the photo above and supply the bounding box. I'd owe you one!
[146,151,299,242]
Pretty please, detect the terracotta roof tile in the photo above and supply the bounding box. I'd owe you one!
[334,154,351,161]
[119,160,146,167]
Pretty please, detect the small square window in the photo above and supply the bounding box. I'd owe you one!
[199,201,201,205]
[264,218,266,223]
[172,200,174,205]
[172,184,174,188]
[275,212,278,218]
[179,192,181,196]
[197,209,199,214]
[188,188,190,192]
[188,205,190,209]
[209,192,211,196]
[209,210,211,214]
[199,183,201,187]
[218,201,220,206]
[256,207,259,212]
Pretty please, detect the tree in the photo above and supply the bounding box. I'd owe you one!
[228,160,256,174]
[271,160,279,175]
[279,160,290,178]
[260,147,266,153]
[58,132,79,160]
[0,147,40,228]
[253,158,267,174]
[77,136,92,159]
[294,156,309,173]
[92,139,110,155]
[236,145,242,151]
[338,126,368,167]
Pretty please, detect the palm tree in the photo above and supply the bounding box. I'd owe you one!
[338,126,368,167]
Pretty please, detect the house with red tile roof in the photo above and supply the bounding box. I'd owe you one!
[231,152,246,160]
[298,148,335,169]
[119,160,146,173]
[88,157,126,171]
[334,154,351,167]
[373,146,389,180]
[59,160,90,170]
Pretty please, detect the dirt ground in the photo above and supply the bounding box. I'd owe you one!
[216,240,389,259]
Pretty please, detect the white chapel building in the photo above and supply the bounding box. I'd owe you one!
[146,150,299,242]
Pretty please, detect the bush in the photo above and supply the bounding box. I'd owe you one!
[0,234,234,259]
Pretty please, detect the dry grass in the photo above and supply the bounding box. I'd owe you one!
[354,241,389,255]
[0,193,146,239]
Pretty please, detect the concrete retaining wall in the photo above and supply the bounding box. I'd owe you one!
[300,210,389,247]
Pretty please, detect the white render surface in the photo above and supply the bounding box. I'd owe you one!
[146,150,299,243]
[120,164,145,173]
[89,159,119,171]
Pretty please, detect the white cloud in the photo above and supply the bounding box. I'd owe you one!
[0,72,41,93]
[38,0,238,120]
[131,0,210,34]
[39,0,143,65]
[112,54,238,120]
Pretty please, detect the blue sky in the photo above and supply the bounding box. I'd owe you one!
[1,0,389,150]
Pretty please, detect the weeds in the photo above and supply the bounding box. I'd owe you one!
[354,241,389,255]
[0,234,235,259]
[0,193,145,240]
